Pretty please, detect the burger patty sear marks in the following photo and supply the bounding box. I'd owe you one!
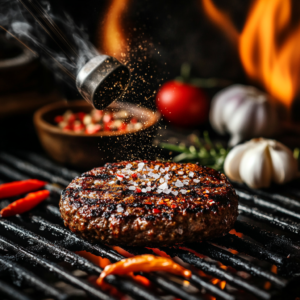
[60,161,238,246]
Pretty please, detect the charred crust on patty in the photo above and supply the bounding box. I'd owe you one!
[60,161,238,246]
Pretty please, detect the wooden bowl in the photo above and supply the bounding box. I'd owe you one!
[34,100,161,170]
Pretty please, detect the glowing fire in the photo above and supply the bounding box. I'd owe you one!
[202,0,300,108]
[100,0,129,59]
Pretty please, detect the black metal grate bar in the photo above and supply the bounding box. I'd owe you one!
[214,234,288,266]
[186,242,287,288]
[26,215,204,300]
[234,184,300,209]
[118,246,235,300]
[16,151,80,180]
[234,220,300,259]
[237,190,300,221]
[0,279,34,300]
[0,151,298,299]
[161,247,274,300]
[238,203,300,235]
[0,255,68,300]
[0,152,69,186]
[0,164,28,181]
[0,235,116,300]
[0,219,162,300]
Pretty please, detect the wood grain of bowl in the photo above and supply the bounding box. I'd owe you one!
[34,100,161,170]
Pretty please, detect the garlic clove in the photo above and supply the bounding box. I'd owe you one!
[224,141,253,182]
[210,85,246,135]
[226,100,258,147]
[239,140,272,189]
[268,140,298,184]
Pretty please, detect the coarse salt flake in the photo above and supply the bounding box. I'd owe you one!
[146,187,151,192]
[163,188,171,194]
[160,178,164,183]
[189,171,194,178]
[142,188,147,193]
[138,162,145,170]
[175,180,184,188]
[164,174,170,180]
[193,179,200,183]
[154,165,160,170]
[128,186,136,190]
[156,189,162,194]
[147,182,152,186]
[165,167,170,171]
[126,164,132,169]
[171,190,178,196]
[158,182,168,190]
[117,206,124,212]
[180,189,187,194]
[153,174,160,180]
[160,168,165,173]
[178,171,184,175]
[108,181,115,184]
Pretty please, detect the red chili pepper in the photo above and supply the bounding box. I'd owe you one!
[1,190,50,217]
[54,115,64,123]
[132,173,137,179]
[96,254,191,287]
[0,179,47,200]
[152,208,161,214]
[135,187,141,193]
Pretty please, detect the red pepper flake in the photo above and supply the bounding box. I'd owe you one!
[119,123,127,131]
[0,179,47,199]
[152,208,161,214]
[171,204,177,208]
[0,190,50,217]
[67,114,76,124]
[136,187,142,193]
[144,202,152,205]
[77,112,86,122]
[116,174,124,178]
[132,173,137,179]
[54,115,63,123]
[131,117,138,124]
[158,200,164,205]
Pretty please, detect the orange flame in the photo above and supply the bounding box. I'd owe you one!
[100,0,129,60]
[202,0,300,108]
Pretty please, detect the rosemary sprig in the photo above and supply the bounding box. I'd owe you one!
[160,132,229,172]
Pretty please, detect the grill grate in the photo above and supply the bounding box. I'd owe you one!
[0,151,300,299]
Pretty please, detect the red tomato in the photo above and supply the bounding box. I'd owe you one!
[156,81,209,127]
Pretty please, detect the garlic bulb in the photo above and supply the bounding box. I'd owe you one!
[224,138,298,189]
[210,85,278,146]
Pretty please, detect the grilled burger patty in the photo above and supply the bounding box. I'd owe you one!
[60,161,238,246]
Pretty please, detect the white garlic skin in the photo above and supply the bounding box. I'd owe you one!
[210,85,278,146]
[224,138,298,189]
